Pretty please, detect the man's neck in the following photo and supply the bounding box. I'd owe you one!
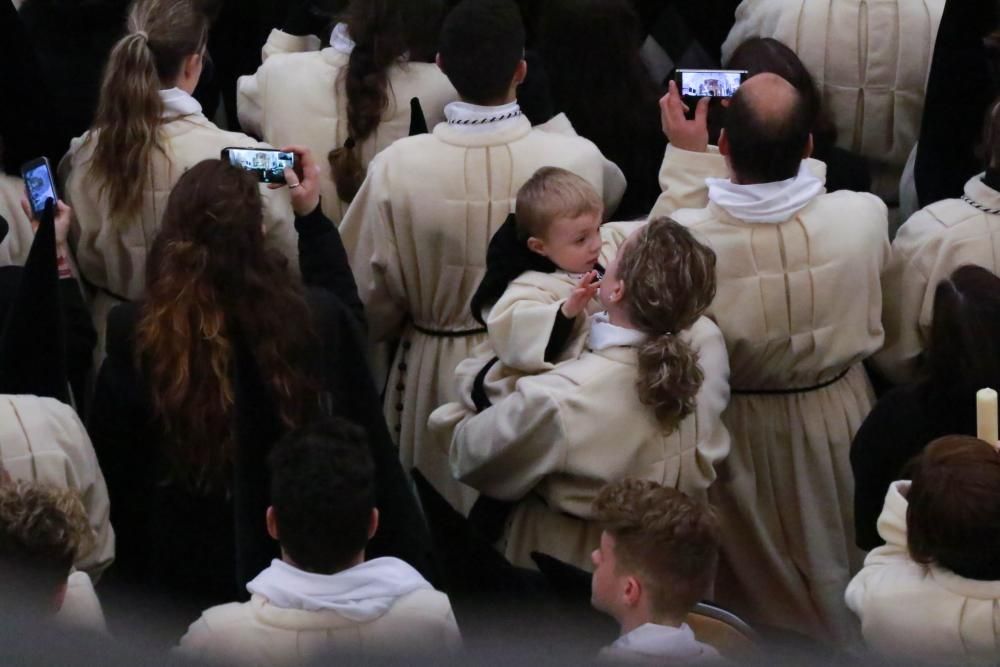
[619,612,685,636]
[457,95,518,108]
[280,549,365,573]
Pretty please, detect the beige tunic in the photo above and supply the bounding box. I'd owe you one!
[432,316,730,571]
[178,590,461,666]
[722,0,945,200]
[0,174,34,267]
[60,114,298,360]
[846,481,1000,664]
[0,395,114,579]
[339,114,626,513]
[874,175,1000,384]
[55,571,107,634]
[656,146,890,644]
[237,30,457,225]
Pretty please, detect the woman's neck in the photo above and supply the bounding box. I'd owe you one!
[606,304,636,330]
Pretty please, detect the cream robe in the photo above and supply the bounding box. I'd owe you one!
[655,146,890,644]
[874,175,1000,385]
[55,571,107,634]
[0,174,34,267]
[60,114,298,361]
[339,114,626,513]
[0,395,114,579]
[237,30,458,225]
[433,316,731,571]
[177,590,461,666]
[721,0,945,200]
[846,481,1000,664]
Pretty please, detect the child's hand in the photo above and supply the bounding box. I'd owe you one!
[561,270,601,319]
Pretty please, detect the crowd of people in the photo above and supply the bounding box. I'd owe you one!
[2,0,1000,664]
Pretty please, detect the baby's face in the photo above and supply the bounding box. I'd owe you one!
[532,211,603,274]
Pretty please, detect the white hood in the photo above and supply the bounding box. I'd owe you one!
[246,557,433,622]
[589,311,648,351]
[600,623,721,663]
[706,161,825,224]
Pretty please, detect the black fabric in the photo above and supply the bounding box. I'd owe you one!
[518,49,556,126]
[545,308,577,363]
[820,145,872,195]
[470,214,558,325]
[88,206,434,614]
[471,356,501,414]
[643,0,740,65]
[851,382,974,551]
[984,167,1000,192]
[0,215,8,246]
[0,201,84,404]
[914,0,1000,209]
[408,97,429,136]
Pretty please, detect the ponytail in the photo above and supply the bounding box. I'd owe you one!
[636,334,703,430]
[88,0,208,225]
[616,217,718,430]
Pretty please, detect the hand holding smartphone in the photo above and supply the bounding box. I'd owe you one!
[674,69,748,99]
[221,147,297,184]
[21,157,58,218]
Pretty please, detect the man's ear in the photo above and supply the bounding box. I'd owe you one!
[513,59,528,87]
[183,52,202,81]
[368,508,380,540]
[718,128,730,156]
[266,506,279,541]
[803,133,814,159]
[436,53,445,74]
[623,575,642,608]
[526,236,547,257]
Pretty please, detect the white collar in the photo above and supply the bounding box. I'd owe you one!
[443,101,523,134]
[330,22,355,55]
[246,557,433,622]
[159,87,202,119]
[589,311,648,351]
[600,623,721,662]
[706,161,825,224]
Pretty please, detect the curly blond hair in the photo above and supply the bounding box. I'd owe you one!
[593,478,720,618]
[515,167,604,239]
[615,217,717,429]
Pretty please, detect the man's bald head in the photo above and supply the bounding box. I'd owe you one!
[723,72,812,183]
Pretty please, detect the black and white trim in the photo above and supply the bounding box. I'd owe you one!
[447,109,522,126]
[962,195,1000,216]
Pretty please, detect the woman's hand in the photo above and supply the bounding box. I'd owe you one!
[271,145,322,216]
[21,197,72,247]
[561,270,601,319]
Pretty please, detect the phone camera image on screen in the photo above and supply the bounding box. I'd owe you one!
[679,71,744,98]
[25,164,55,214]
[226,149,295,184]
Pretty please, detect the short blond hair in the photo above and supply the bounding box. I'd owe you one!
[0,481,91,584]
[515,167,603,239]
[593,478,720,618]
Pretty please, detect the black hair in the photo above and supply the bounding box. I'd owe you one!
[438,0,525,105]
[268,418,375,574]
[724,81,812,183]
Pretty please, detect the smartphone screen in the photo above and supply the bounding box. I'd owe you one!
[222,148,296,184]
[22,159,58,217]
[675,69,748,98]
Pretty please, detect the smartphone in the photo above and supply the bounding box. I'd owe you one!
[675,69,749,98]
[20,157,58,217]
[221,147,296,184]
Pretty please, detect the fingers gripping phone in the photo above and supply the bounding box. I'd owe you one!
[221,147,297,184]
[21,157,58,217]
[675,69,749,98]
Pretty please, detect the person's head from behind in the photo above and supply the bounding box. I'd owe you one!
[724,37,834,151]
[600,218,716,429]
[437,0,526,105]
[0,481,91,616]
[266,418,377,574]
[591,479,720,630]
[907,435,1000,580]
[516,167,604,274]
[137,160,317,487]
[331,0,447,202]
[720,73,813,184]
[90,0,210,222]
[925,266,1000,415]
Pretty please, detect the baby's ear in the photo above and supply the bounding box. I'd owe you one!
[526,236,547,257]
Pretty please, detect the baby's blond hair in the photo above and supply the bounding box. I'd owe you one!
[515,167,603,240]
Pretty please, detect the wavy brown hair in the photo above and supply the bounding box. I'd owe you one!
[88,0,209,224]
[329,0,445,202]
[616,217,717,429]
[135,160,319,485]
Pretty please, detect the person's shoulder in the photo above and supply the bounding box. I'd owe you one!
[196,600,256,630]
[389,588,455,620]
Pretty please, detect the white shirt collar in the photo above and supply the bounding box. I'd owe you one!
[443,101,523,134]
[159,87,202,119]
[589,311,648,351]
[600,623,721,662]
[330,22,355,55]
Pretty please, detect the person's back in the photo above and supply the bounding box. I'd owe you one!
[237,0,458,225]
[655,74,888,644]
[61,0,297,357]
[339,0,625,513]
[178,419,460,666]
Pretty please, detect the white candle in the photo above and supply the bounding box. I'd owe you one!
[977,388,999,447]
